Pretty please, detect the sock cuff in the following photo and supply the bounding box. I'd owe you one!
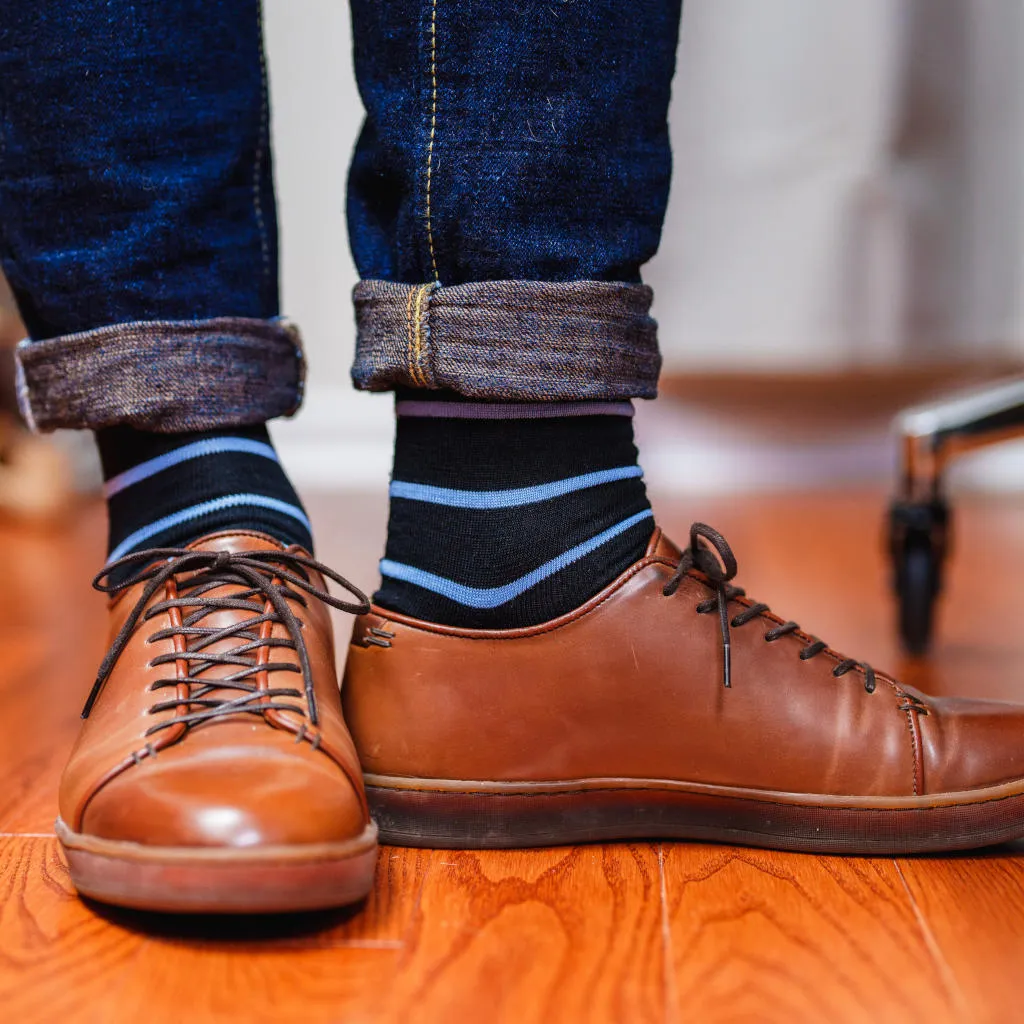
[395,399,634,420]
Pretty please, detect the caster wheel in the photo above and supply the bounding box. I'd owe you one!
[888,499,950,656]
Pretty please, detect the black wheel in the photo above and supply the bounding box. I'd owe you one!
[888,499,950,656]
[895,544,938,656]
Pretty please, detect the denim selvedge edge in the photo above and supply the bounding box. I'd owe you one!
[350,280,660,400]
[14,317,305,433]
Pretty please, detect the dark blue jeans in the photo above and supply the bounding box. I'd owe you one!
[0,0,682,431]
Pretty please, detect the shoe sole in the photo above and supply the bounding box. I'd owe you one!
[364,775,1024,854]
[55,818,379,913]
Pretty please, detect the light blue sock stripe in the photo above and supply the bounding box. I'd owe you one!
[379,508,653,609]
[389,465,644,510]
[104,437,279,498]
[106,494,311,564]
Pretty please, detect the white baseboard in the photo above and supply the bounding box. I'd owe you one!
[269,385,395,490]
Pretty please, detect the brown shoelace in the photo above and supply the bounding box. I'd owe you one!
[663,522,877,694]
[82,548,370,731]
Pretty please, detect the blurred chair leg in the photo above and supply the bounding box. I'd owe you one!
[889,376,1024,654]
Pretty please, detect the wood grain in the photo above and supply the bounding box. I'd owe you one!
[382,845,666,1024]
[0,837,148,1024]
[0,836,415,1024]
[0,504,106,833]
[897,852,1024,1023]
[661,844,959,1024]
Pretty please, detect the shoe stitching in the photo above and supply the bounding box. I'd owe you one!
[903,704,921,796]
[365,779,1024,813]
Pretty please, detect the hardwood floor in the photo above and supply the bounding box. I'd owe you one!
[1,489,1023,1023]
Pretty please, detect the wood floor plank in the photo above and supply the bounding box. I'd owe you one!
[0,606,104,833]
[660,844,961,1024]
[0,653,98,832]
[0,837,149,1024]
[381,844,666,1024]
[0,836,408,1024]
[0,502,107,833]
[341,845,434,944]
[92,935,398,1024]
[897,852,1024,1023]
[2,490,1023,1020]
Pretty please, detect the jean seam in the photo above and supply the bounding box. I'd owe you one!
[414,283,433,386]
[425,0,440,283]
[253,2,272,288]
[405,282,433,387]
[404,283,434,387]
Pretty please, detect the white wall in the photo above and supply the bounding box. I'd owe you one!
[263,0,1024,491]
[262,1,393,485]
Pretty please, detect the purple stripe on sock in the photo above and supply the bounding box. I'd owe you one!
[395,400,634,420]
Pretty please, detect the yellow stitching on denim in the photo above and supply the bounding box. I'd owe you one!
[253,16,271,285]
[411,284,431,386]
[425,0,440,283]
[405,285,418,384]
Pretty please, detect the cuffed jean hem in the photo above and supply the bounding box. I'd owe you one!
[350,279,661,401]
[14,316,306,433]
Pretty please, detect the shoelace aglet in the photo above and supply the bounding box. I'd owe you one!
[714,580,733,689]
[81,677,104,718]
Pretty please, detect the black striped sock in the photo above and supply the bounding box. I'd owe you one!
[375,398,654,628]
[96,425,313,568]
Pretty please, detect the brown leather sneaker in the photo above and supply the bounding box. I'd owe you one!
[344,522,1024,854]
[58,532,378,913]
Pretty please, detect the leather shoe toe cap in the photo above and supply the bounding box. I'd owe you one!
[79,745,366,847]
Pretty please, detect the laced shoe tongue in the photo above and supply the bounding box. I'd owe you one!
[170,537,308,726]
[85,535,367,724]
[184,531,293,556]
